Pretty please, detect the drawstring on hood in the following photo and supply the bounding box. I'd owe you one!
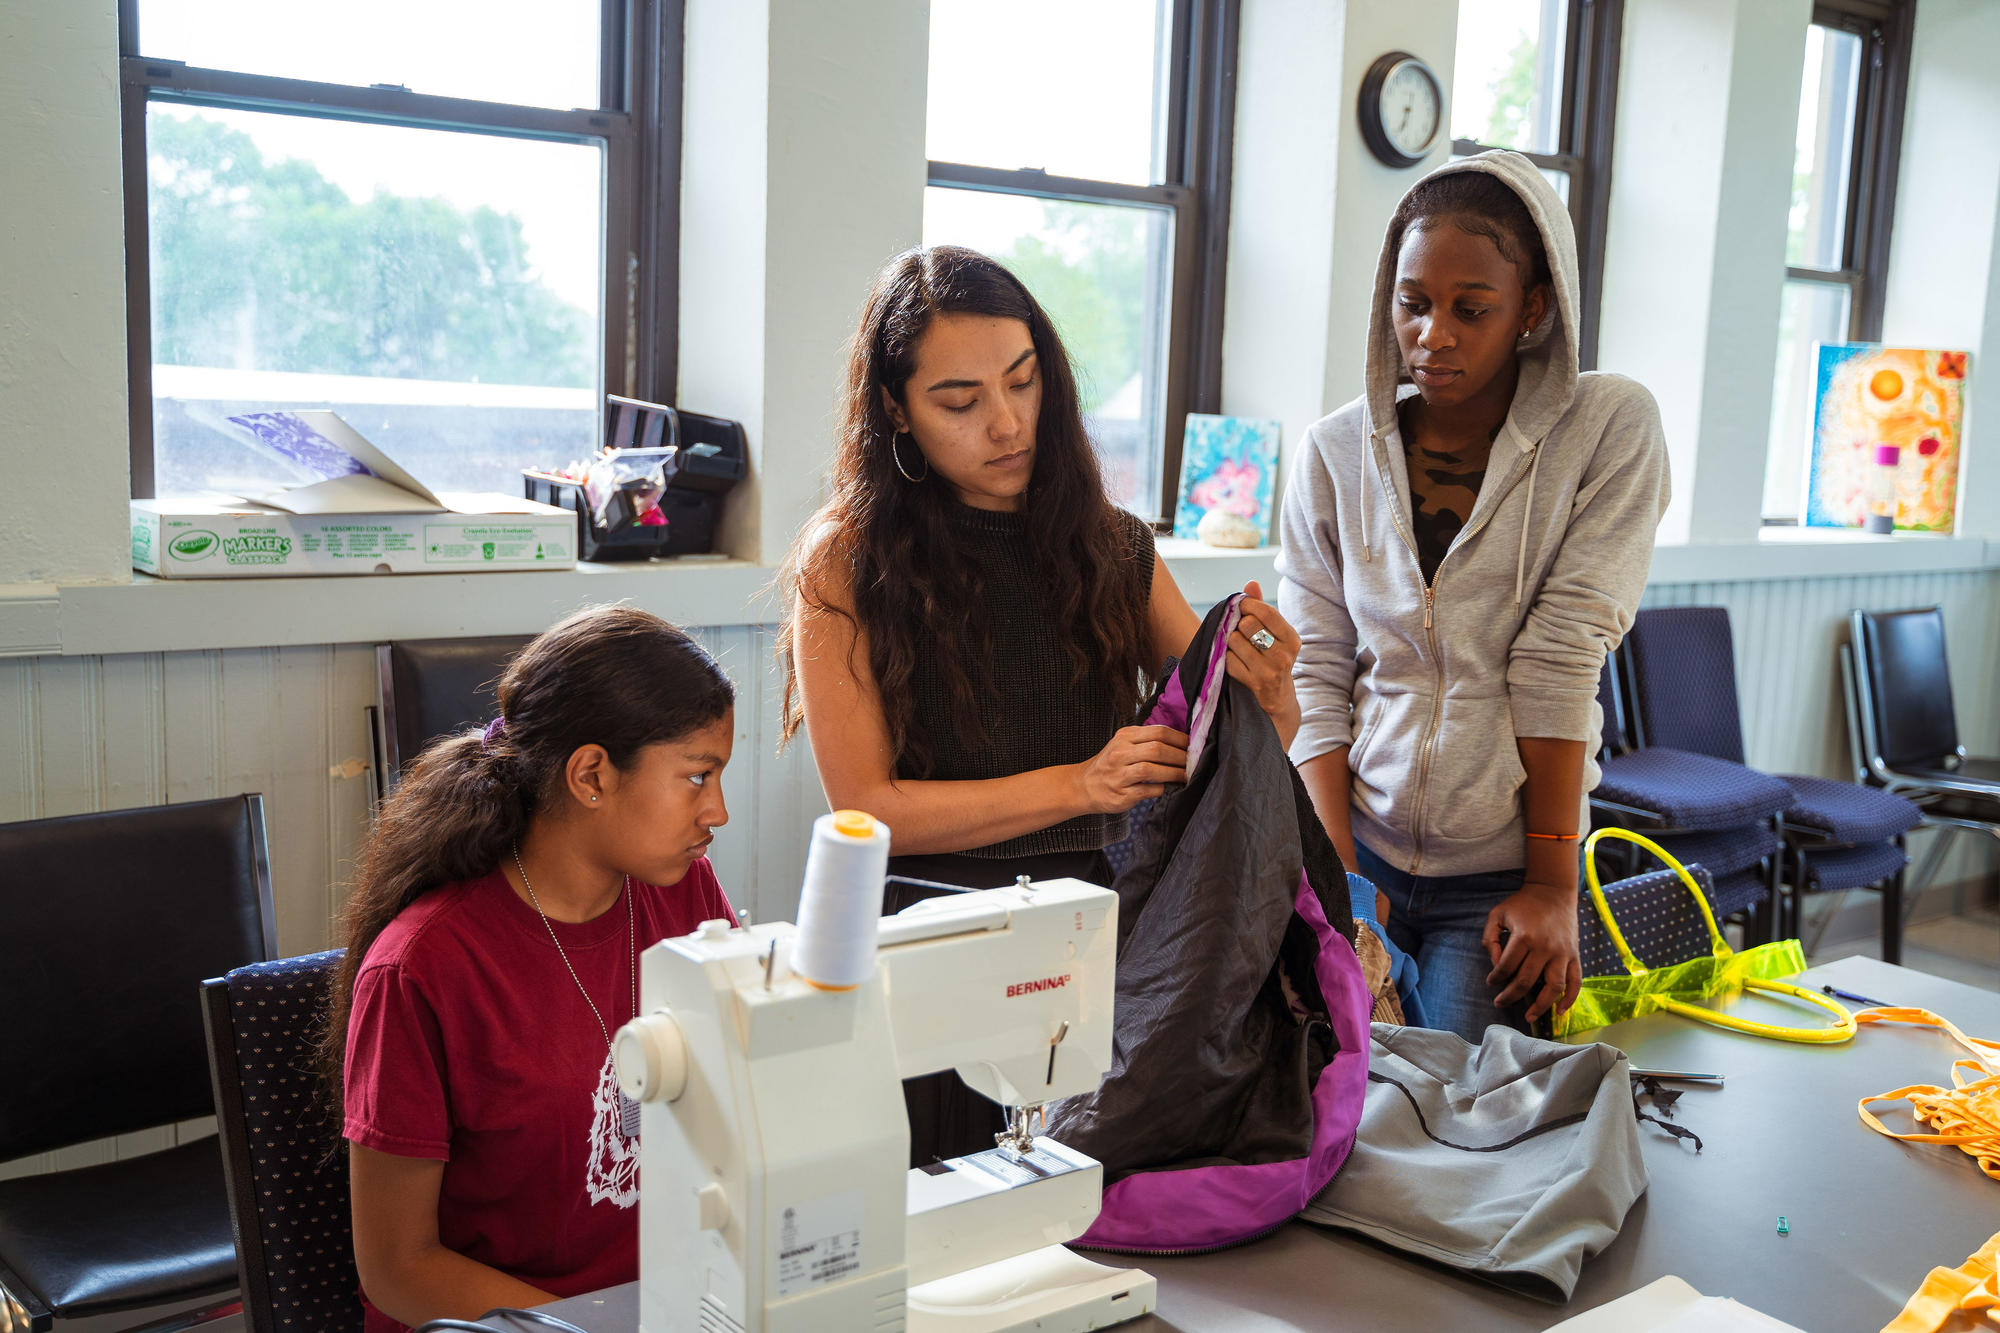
[1362,151,1579,594]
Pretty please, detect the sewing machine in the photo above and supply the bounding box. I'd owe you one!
[612,875,1157,1333]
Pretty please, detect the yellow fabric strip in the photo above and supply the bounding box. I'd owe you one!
[1858,1009,2000,1183]
[1882,1228,2000,1333]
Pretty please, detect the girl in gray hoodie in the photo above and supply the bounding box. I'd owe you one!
[1277,152,1670,1043]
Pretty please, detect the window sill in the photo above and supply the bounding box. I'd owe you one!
[1,542,1287,658]
[5,533,1991,659]
[1648,532,1997,584]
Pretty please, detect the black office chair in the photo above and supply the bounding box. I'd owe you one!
[372,635,532,793]
[1846,606,2000,905]
[201,950,362,1333]
[0,796,276,1332]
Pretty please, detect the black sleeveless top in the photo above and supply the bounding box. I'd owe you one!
[901,501,1157,858]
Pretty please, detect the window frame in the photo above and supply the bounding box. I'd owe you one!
[117,0,684,498]
[1783,0,1914,344]
[1761,0,1913,524]
[922,0,1240,525]
[1449,0,1624,370]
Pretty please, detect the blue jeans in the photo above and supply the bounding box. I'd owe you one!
[1355,841,1528,1044]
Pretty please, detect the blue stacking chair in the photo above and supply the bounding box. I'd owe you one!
[1622,607,1920,963]
[200,951,362,1333]
[1590,654,1790,936]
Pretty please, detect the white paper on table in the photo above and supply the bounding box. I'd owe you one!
[1545,1277,1809,1333]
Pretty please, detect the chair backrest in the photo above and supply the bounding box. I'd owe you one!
[202,951,362,1333]
[1596,651,1629,757]
[1623,606,1748,763]
[1852,607,1961,769]
[376,636,532,784]
[0,795,275,1161]
[1577,863,1720,976]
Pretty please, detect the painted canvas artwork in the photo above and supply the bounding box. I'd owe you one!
[1172,414,1283,546]
[1804,345,1967,533]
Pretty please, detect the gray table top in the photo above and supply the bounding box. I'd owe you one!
[531,955,1997,1333]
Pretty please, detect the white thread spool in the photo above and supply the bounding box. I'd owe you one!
[792,810,891,990]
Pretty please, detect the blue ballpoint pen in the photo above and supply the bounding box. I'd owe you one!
[1822,983,1895,1008]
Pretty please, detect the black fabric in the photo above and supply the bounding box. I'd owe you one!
[1047,599,1356,1181]
[886,851,1112,1167]
[0,1139,236,1317]
[901,503,1155,858]
[1858,608,1961,770]
[0,795,273,1160]
[205,951,363,1332]
[383,635,533,776]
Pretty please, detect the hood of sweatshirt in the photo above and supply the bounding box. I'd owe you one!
[1363,149,1580,453]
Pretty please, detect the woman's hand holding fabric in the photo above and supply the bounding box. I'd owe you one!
[1481,881,1583,1024]
[1075,725,1189,815]
[1227,581,1303,748]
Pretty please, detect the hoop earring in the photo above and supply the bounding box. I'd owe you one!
[891,432,929,483]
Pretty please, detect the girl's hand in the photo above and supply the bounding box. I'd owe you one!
[1481,881,1583,1024]
[1227,581,1302,744]
[1075,725,1189,815]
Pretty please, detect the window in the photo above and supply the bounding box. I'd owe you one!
[1450,0,1623,366]
[921,0,1238,521]
[1761,1,1913,522]
[121,1,682,499]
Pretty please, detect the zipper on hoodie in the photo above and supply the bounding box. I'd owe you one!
[1371,436,1529,875]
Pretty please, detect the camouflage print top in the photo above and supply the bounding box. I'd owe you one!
[1401,423,1492,585]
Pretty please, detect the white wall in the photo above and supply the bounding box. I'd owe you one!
[1597,0,1809,546]
[678,0,929,566]
[0,0,131,585]
[1222,0,1458,480]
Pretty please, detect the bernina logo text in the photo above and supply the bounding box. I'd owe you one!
[1006,973,1071,998]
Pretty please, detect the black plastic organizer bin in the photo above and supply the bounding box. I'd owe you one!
[524,396,747,562]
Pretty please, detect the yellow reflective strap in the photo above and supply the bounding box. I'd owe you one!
[1883,1228,2000,1333]
[1857,1008,2000,1184]
[1856,1006,2000,1076]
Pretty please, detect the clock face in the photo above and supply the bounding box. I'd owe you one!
[1378,59,1441,157]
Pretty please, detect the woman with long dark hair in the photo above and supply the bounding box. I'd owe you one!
[319,606,738,1332]
[776,244,1303,1160]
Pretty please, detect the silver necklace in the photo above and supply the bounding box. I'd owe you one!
[512,840,636,1056]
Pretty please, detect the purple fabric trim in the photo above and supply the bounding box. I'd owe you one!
[1077,874,1371,1252]
[1183,594,1242,773]
[481,716,505,750]
[1146,664,1191,732]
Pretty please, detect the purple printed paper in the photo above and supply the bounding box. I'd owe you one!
[227,412,379,482]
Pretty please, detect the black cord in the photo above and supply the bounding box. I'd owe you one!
[413,1308,592,1333]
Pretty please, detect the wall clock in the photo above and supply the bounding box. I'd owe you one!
[1359,51,1443,168]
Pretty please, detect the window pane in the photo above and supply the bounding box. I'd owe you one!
[147,105,601,497]
[136,0,602,110]
[1788,24,1862,270]
[1451,0,1568,154]
[1763,279,1852,520]
[922,188,1173,517]
[927,0,1169,185]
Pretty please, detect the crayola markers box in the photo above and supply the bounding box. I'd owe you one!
[131,495,577,578]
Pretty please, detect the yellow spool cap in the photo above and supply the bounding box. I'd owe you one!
[830,809,878,840]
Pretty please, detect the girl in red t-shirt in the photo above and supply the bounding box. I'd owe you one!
[319,605,740,1332]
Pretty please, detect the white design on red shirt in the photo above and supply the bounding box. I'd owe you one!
[586,1047,641,1207]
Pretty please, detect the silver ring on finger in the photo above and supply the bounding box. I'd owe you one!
[1249,628,1276,651]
